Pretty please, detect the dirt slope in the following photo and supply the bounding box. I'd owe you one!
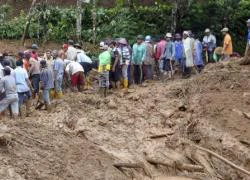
[0,59,250,179]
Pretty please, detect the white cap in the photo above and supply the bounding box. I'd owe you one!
[205,28,210,33]
[99,41,108,50]
[145,35,151,42]
[183,31,189,36]
[165,33,172,38]
[221,27,229,32]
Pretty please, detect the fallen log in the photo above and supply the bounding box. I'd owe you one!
[149,132,174,139]
[146,157,204,172]
[188,143,250,177]
[113,163,144,169]
[113,162,152,178]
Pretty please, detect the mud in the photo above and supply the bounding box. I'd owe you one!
[1,59,250,179]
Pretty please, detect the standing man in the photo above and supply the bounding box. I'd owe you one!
[14,60,33,117]
[40,60,54,112]
[143,35,154,81]
[240,18,250,65]
[161,33,175,78]
[155,35,166,76]
[67,40,77,61]
[183,31,194,78]
[132,35,146,85]
[221,27,233,60]
[0,67,19,118]
[194,36,204,73]
[75,44,93,76]
[117,38,130,89]
[29,47,40,99]
[174,33,185,76]
[52,50,64,98]
[202,28,216,63]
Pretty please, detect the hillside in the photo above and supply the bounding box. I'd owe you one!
[1,59,250,179]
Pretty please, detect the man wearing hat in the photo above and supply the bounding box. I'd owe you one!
[31,44,39,60]
[143,35,154,81]
[240,19,250,65]
[221,27,233,60]
[183,31,194,77]
[132,35,146,84]
[117,38,130,89]
[202,28,216,63]
[160,33,175,78]
[75,43,93,76]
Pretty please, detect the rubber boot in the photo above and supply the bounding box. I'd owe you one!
[120,79,124,88]
[57,92,63,99]
[124,79,128,89]
[50,89,55,99]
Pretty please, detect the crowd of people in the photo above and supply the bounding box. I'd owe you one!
[1,18,250,118]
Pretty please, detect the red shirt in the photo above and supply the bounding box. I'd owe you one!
[155,40,167,60]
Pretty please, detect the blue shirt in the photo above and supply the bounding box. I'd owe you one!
[194,40,204,66]
[13,67,30,93]
[40,68,54,90]
[163,41,175,60]
[53,58,64,79]
[174,41,184,60]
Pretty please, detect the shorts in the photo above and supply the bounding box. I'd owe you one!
[99,71,110,88]
[71,72,84,87]
[18,91,31,105]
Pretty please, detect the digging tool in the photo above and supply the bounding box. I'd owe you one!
[205,49,209,64]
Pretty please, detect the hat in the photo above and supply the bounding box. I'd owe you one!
[40,60,47,67]
[118,38,128,45]
[31,44,38,50]
[99,41,108,50]
[183,31,189,36]
[137,35,144,40]
[3,67,11,76]
[68,40,74,45]
[247,19,250,23]
[205,28,210,33]
[175,33,181,39]
[145,35,151,42]
[24,51,31,59]
[221,27,229,32]
[165,33,172,38]
[74,43,82,49]
[18,51,25,58]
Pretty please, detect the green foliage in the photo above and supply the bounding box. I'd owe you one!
[0,0,249,53]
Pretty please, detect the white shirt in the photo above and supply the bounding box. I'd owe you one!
[76,50,92,64]
[67,46,77,61]
[202,34,216,51]
[65,61,84,75]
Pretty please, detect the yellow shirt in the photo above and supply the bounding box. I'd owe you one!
[223,33,233,55]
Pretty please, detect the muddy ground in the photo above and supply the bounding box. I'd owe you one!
[0,58,250,180]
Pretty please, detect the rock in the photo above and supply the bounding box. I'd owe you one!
[243,112,250,120]
[107,100,117,109]
[178,103,187,112]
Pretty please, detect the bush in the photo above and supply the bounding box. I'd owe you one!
[0,1,249,54]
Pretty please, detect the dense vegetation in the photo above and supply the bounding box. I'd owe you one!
[0,0,249,53]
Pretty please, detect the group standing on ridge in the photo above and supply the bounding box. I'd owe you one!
[1,18,250,118]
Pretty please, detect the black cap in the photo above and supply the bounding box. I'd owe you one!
[3,67,11,76]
